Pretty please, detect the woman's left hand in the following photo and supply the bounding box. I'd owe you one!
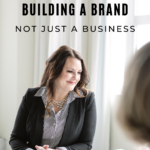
[35,145,59,150]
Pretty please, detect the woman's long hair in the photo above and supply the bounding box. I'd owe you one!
[118,42,150,143]
[40,45,89,117]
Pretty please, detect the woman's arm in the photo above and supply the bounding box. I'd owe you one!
[61,92,97,150]
[9,89,33,150]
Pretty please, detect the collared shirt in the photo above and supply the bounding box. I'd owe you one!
[34,87,84,150]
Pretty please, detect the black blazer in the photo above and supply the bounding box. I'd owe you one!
[9,87,97,150]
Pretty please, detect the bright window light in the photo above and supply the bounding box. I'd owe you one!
[136,24,150,50]
[135,0,150,16]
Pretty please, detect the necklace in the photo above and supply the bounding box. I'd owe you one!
[52,93,69,108]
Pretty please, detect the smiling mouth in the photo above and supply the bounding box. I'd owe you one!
[67,81,76,85]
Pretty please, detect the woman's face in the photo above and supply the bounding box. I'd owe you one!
[54,57,82,92]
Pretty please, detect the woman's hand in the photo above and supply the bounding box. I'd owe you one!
[35,145,59,150]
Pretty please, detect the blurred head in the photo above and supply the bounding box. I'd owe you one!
[40,45,89,98]
[118,42,150,143]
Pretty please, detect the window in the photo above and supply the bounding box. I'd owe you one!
[107,0,150,97]
[134,0,150,50]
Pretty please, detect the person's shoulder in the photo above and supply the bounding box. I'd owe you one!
[85,91,95,99]
[85,91,95,104]
[24,87,41,97]
[27,87,41,92]
[79,88,95,98]
[22,87,41,106]
[84,91,95,107]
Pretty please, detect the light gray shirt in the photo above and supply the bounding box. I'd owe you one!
[34,87,84,150]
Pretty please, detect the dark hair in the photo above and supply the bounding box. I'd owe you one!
[118,42,150,143]
[40,45,89,117]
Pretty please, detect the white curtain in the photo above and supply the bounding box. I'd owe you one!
[33,0,51,86]
[104,0,137,150]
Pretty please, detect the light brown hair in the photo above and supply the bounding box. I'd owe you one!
[118,42,150,143]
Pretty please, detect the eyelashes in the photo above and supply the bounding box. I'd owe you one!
[67,71,82,74]
[67,71,72,73]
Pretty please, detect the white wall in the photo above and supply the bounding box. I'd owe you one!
[0,1,35,150]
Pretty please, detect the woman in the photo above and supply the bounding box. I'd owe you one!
[118,42,150,149]
[9,45,97,150]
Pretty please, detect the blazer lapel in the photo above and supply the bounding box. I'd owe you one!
[33,96,45,147]
[58,99,78,146]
